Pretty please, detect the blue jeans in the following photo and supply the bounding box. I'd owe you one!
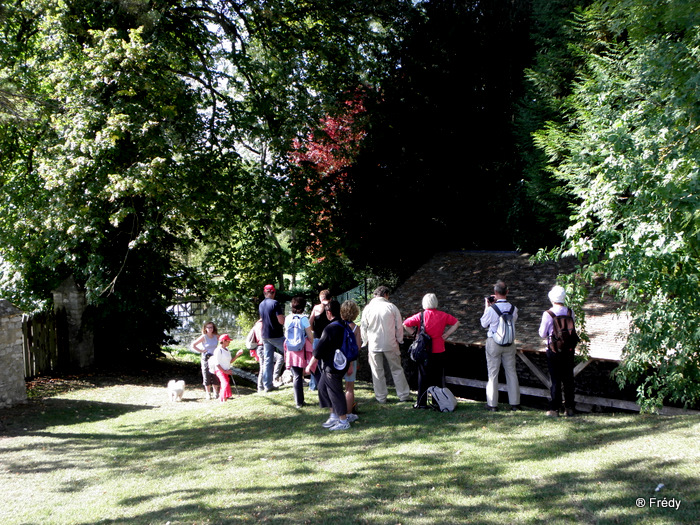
[262,337,285,390]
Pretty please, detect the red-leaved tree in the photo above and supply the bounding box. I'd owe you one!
[287,91,368,288]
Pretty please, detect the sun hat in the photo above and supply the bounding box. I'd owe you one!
[548,285,566,305]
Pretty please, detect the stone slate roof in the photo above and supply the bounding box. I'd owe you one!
[391,251,629,361]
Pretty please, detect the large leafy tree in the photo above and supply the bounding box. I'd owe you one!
[0,1,226,359]
[287,91,369,293]
[0,0,416,358]
[534,0,700,409]
[514,0,592,251]
[190,1,415,310]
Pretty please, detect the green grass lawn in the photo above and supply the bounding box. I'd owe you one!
[1,357,698,525]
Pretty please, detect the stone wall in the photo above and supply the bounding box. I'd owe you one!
[0,300,27,408]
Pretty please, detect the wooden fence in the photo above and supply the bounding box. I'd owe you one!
[22,307,69,378]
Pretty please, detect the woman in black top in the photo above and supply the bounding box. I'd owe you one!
[306,300,352,431]
[307,289,331,390]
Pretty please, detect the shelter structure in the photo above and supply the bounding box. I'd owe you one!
[390,251,651,412]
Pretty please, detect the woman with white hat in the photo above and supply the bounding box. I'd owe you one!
[538,285,578,417]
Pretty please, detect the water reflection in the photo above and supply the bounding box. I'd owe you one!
[167,302,241,343]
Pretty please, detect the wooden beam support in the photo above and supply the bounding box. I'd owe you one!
[444,376,698,415]
[573,358,594,377]
[516,350,551,388]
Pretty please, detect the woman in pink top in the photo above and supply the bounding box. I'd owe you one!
[284,296,316,408]
[403,293,460,408]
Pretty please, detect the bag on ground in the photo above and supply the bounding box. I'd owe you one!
[547,308,580,353]
[286,315,306,352]
[427,386,457,412]
[334,320,359,369]
[408,311,432,366]
[491,304,515,346]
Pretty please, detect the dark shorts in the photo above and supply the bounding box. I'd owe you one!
[201,354,220,387]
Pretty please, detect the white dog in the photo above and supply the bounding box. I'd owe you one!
[167,380,186,402]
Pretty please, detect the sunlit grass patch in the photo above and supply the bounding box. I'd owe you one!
[1,360,698,525]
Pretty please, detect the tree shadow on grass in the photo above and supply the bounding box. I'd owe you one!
[23,355,259,396]
[77,440,697,525]
[131,394,697,524]
[0,397,158,437]
[4,382,698,524]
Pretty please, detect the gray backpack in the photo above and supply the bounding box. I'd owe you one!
[428,386,458,412]
[491,304,515,346]
[286,315,305,352]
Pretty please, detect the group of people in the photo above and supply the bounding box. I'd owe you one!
[479,280,577,417]
[190,322,244,403]
[191,280,579,425]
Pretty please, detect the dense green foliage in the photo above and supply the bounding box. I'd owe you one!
[532,0,700,409]
[191,1,415,307]
[1,0,699,407]
[0,0,413,359]
[0,1,222,358]
[515,0,592,250]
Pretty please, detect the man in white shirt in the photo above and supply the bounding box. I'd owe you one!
[480,280,520,411]
[360,286,411,404]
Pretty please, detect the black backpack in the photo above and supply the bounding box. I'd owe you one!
[546,308,580,352]
[408,311,432,366]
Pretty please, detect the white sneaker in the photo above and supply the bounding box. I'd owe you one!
[322,417,339,428]
[329,419,351,431]
[346,413,359,423]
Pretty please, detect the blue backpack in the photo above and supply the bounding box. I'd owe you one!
[337,320,359,362]
[286,315,306,352]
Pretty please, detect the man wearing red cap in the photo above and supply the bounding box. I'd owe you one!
[258,284,286,392]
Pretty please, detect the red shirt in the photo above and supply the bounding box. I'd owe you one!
[403,309,458,354]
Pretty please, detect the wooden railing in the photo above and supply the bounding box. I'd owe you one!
[22,307,69,378]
